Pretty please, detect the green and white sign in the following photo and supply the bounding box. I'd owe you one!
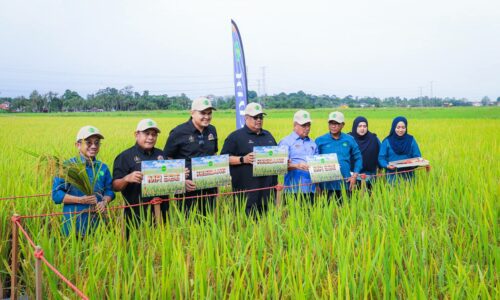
[192,154,231,190]
[141,159,185,197]
[253,146,288,177]
[306,153,342,183]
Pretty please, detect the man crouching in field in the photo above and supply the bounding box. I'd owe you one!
[52,126,115,236]
[112,119,168,237]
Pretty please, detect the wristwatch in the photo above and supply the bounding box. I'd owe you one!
[239,156,244,164]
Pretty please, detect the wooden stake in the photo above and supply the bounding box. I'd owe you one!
[35,246,43,300]
[10,214,20,300]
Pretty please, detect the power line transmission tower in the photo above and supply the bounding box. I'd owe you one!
[261,66,267,96]
[419,86,423,107]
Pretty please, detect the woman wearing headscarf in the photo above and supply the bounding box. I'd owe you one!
[378,116,422,183]
[349,116,381,190]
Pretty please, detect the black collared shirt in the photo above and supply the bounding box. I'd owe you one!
[112,143,165,205]
[163,119,218,179]
[220,125,278,190]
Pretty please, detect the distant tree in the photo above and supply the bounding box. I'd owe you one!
[29,90,45,112]
[247,90,258,100]
[481,96,491,106]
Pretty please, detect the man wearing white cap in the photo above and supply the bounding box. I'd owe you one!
[315,111,362,205]
[52,125,115,236]
[278,110,318,204]
[113,119,168,230]
[221,102,278,215]
[164,97,218,216]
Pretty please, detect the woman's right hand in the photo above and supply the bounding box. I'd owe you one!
[387,165,396,170]
[80,195,97,205]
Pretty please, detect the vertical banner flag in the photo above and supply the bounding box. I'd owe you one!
[231,19,248,129]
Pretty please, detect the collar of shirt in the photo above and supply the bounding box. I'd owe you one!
[329,132,346,141]
[186,118,201,134]
[291,131,310,141]
[73,155,98,167]
[134,143,155,156]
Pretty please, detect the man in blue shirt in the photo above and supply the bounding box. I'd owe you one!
[315,112,362,205]
[279,110,317,204]
[52,125,115,236]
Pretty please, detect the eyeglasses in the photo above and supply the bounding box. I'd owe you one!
[80,140,101,147]
[328,122,341,127]
[251,115,264,120]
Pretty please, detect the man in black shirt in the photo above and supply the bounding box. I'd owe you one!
[220,102,278,215]
[164,97,218,216]
[112,119,168,231]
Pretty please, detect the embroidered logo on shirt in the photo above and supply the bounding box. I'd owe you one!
[343,142,348,147]
[248,140,254,144]
[208,133,215,141]
[189,136,195,143]
[134,156,141,163]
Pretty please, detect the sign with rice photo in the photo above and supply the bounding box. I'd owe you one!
[252,146,288,177]
[192,154,231,190]
[141,159,185,197]
[306,153,343,183]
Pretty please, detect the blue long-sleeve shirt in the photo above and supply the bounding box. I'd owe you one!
[52,156,115,235]
[279,131,318,193]
[378,138,421,182]
[315,132,362,191]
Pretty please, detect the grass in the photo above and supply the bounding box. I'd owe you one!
[0,107,498,298]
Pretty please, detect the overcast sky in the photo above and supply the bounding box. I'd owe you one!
[1,0,499,100]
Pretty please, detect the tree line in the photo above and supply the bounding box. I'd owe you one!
[1,86,498,113]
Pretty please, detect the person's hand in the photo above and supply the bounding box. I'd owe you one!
[96,201,107,213]
[80,195,97,205]
[185,180,196,192]
[297,163,309,171]
[243,152,255,164]
[125,171,143,184]
[184,168,190,178]
[387,165,396,170]
[348,173,358,191]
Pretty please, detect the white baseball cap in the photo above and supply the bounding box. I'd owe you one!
[191,97,216,111]
[136,119,161,133]
[293,110,312,125]
[76,125,104,142]
[244,102,266,117]
[328,111,345,123]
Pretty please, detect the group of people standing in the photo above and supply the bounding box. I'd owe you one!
[52,97,422,236]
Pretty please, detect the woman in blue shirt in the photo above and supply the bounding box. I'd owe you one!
[52,126,115,236]
[378,116,422,183]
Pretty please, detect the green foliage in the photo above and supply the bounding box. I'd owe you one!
[26,150,102,196]
[0,108,498,298]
